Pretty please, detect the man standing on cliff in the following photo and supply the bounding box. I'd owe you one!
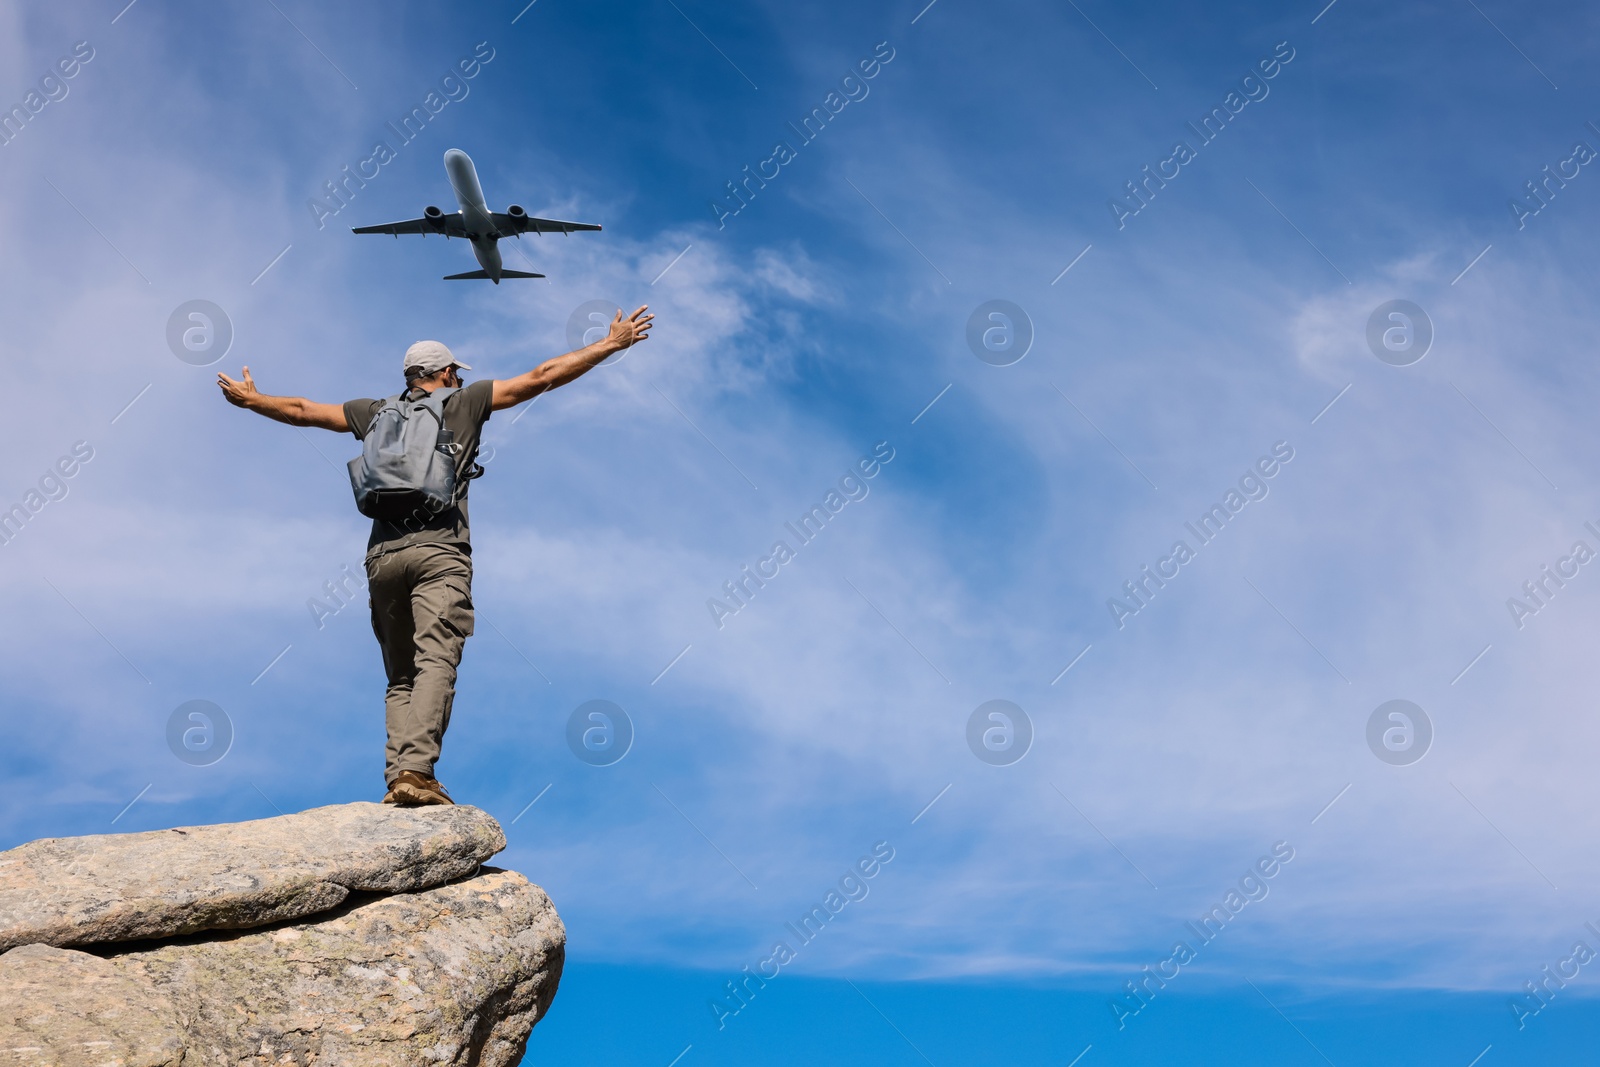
[216,306,653,805]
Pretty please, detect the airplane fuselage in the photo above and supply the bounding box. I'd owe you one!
[445,149,504,281]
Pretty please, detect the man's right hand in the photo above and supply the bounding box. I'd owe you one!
[607,305,654,350]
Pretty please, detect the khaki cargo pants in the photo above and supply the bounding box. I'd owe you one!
[366,542,474,785]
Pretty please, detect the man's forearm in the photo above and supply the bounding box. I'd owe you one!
[535,336,625,392]
[245,393,314,426]
[498,337,624,408]
[218,367,349,431]
[492,305,651,411]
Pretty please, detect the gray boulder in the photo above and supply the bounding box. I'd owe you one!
[0,943,185,1067]
[0,802,505,952]
[0,804,563,1067]
[118,867,564,1067]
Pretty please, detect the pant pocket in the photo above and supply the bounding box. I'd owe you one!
[447,578,475,639]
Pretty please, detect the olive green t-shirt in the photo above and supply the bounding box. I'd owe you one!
[344,379,494,561]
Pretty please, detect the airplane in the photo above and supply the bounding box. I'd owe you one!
[352,148,600,283]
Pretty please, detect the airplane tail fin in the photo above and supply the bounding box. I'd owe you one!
[443,269,545,281]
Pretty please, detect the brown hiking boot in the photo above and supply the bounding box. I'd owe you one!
[383,770,454,806]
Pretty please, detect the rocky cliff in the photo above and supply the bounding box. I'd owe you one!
[0,803,563,1067]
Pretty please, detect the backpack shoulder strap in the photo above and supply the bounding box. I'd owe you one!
[378,392,407,409]
[416,386,458,408]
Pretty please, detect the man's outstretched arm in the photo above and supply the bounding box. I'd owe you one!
[217,367,349,431]
[491,305,654,412]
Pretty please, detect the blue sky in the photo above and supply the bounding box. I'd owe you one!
[5,0,1600,1062]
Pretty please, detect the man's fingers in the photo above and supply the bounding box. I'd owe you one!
[215,367,256,397]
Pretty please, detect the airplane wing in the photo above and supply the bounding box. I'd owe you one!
[351,212,470,237]
[491,211,602,236]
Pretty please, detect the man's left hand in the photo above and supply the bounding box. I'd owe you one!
[217,367,259,408]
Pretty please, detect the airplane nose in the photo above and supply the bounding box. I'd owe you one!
[444,148,468,165]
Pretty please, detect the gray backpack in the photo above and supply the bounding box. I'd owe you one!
[347,387,481,522]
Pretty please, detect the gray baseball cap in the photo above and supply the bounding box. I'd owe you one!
[403,340,472,378]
